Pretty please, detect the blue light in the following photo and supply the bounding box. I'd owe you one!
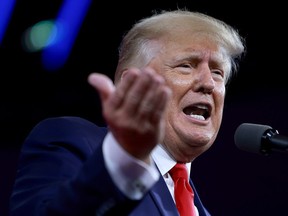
[42,0,92,71]
[0,0,16,44]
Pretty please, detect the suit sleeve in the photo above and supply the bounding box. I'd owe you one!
[9,116,140,216]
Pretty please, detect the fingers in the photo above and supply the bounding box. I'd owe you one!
[122,67,156,114]
[136,71,171,122]
[108,67,170,119]
[107,68,139,109]
[89,67,171,161]
[148,85,172,124]
[87,73,115,101]
[88,67,171,128]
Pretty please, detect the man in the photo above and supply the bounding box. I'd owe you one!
[10,9,245,215]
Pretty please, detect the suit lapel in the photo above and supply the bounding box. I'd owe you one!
[149,177,211,216]
[190,179,211,216]
[150,175,179,216]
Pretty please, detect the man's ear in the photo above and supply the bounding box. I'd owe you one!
[114,69,128,85]
[120,69,129,81]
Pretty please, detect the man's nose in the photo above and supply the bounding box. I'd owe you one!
[192,65,215,94]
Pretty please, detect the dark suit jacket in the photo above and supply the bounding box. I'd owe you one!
[10,116,211,216]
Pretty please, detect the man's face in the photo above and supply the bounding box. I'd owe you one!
[148,35,228,162]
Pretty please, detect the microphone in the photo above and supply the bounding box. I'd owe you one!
[234,123,288,155]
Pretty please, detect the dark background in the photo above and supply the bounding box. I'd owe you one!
[1,0,288,215]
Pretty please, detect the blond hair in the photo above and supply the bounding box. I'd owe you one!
[114,9,245,84]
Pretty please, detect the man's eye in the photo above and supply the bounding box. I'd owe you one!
[212,70,224,78]
[179,64,191,68]
[179,63,193,68]
[213,70,221,75]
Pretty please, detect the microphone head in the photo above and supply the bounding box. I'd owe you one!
[234,123,272,154]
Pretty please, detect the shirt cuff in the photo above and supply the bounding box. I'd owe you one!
[102,132,160,200]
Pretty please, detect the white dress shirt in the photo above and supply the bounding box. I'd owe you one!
[103,132,199,215]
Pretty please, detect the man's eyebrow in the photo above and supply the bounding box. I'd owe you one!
[173,51,228,64]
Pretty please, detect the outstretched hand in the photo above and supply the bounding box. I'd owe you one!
[88,67,171,163]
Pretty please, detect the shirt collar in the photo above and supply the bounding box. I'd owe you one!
[152,144,191,177]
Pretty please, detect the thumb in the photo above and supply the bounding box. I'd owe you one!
[88,73,115,101]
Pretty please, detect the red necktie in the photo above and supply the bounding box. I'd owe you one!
[169,163,196,216]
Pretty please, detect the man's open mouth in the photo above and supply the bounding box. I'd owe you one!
[183,104,211,121]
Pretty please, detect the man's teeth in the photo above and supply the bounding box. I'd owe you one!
[190,114,205,120]
[195,104,208,110]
